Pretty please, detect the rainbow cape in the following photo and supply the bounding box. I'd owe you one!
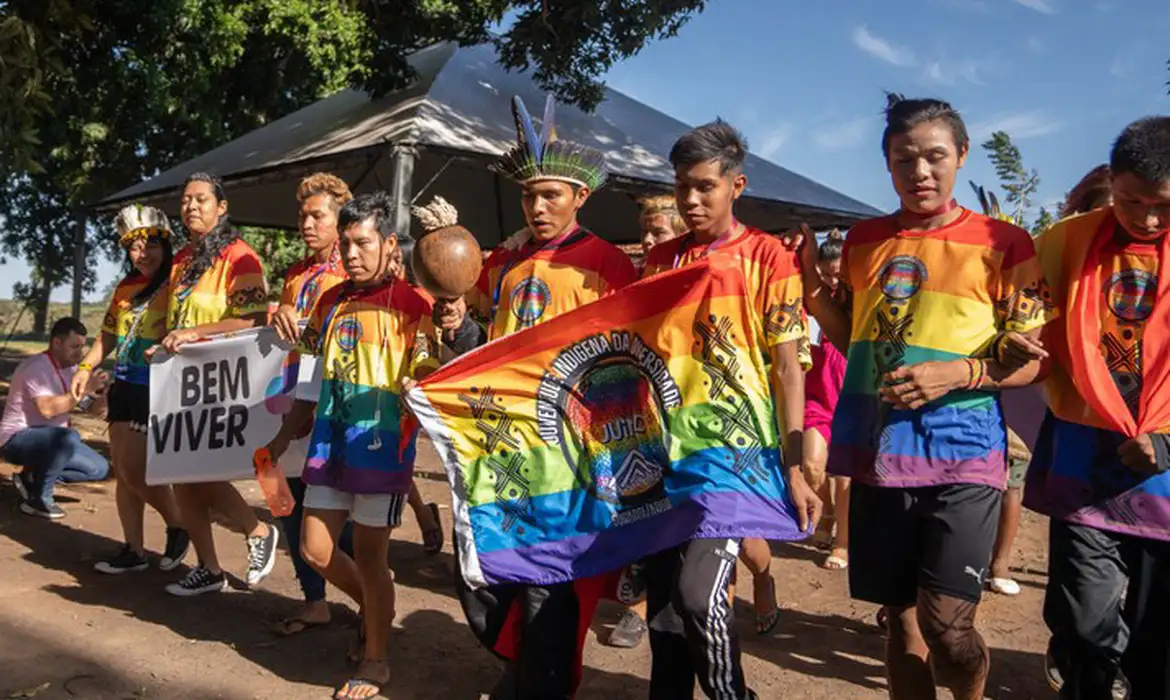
[407,257,804,589]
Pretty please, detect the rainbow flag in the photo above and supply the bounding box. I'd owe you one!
[406,258,804,589]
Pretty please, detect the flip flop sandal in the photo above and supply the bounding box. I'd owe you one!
[334,678,383,700]
[756,607,782,636]
[270,615,327,637]
[422,503,443,555]
[822,554,849,571]
[987,577,1021,596]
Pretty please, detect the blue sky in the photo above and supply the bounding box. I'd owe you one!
[11,0,1168,303]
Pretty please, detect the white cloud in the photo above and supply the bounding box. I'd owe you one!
[971,110,1062,141]
[1025,36,1046,55]
[814,117,874,151]
[757,123,795,159]
[1012,0,1056,13]
[925,58,986,86]
[851,26,915,67]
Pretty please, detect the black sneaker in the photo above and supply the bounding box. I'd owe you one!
[245,524,279,587]
[94,545,149,575]
[604,609,648,649]
[165,566,227,597]
[159,527,190,572]
[20,499,64,520]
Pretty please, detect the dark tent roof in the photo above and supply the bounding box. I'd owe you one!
[98,42,880,242]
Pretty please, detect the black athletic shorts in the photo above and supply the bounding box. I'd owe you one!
[848,482,1003,606]
[107,380,149,433]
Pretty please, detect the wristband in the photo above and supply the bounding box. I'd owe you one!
[78,362,93,372]
[963,358,987,391]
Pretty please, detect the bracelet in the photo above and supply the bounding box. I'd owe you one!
[78,362,93,372]
[963,358,987,391]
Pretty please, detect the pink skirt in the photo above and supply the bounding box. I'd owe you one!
[804,341,846,443]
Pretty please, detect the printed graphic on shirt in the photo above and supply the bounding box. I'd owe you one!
[466,230,637,341]
[828,210,1053,490]
[102,274,169,385]
[280,246,347,316]
[297,279,438,494]
[643,228,806,351]
[167,239,268,330]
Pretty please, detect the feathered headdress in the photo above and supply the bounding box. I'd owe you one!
[968,181,1014,223]
[491,95,607,191]
[115,204,172,247]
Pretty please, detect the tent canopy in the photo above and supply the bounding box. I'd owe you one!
[97,41,880,244]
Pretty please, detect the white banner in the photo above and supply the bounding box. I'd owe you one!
[146,327,313,485]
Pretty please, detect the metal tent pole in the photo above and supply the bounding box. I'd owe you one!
[389,143,417,241]
[71,208,88,319]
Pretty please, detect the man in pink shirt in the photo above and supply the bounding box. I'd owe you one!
[2,318,111,519]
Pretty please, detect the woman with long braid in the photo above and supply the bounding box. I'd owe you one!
[158,172,280,596]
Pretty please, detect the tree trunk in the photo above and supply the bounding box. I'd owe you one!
[31,276,51,337]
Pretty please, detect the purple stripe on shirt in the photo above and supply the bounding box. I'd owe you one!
[828,444,1008,490]
[302,457,413,495]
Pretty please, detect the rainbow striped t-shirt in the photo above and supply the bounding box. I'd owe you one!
[467,229,638,342]
[642,227,807,352]
[827,210,1052,489]
[1025,209,1170,541]
[101,274,169,385]
[280,245,347,315]
[167,239,268,330]
[296,279,439,494]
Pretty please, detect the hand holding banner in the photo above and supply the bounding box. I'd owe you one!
[146,327,302,485]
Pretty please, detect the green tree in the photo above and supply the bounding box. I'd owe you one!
[241,227,307,300]
[1030,206,1055,237]
[981,131,1041,225]
[0,0,705,324]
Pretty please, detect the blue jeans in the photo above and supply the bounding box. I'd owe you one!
[2,426,109,506]
[282,477,354,602]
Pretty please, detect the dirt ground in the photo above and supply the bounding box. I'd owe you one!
[0,349,1058,700]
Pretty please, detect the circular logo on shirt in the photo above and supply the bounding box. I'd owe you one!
[509,276,551,327]
[1106,269,1157,322]
[878,255,928,301]
[535,331,682,526]
[335,317,362,352]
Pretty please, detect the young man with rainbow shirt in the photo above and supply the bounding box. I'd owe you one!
[639,119,819,700]
[456,95,637,700]
[797,95,1052,700]
[1023,116,1170,699]
[265,192,438,700]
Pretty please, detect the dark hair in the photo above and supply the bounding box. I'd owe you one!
[338,192,405,241]
[126,236,175,305]
[881,92,969,158]
[818,229,845,262]
[669,119,748,174]
[50,317,87,340]
[177,172,241,289]
[1060,165,1113,219]
[1110,117,1170,184]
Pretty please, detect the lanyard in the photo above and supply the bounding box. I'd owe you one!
[488,225,583,337]
[293,247,342,314]
[44,352,69,395]
[672,218,742,269]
